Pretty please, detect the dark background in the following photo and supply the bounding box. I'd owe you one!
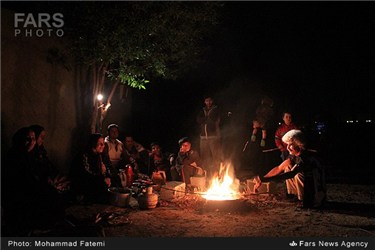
[2,1,374,183]
[129,2,375,184]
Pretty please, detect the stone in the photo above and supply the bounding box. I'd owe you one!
[160,181,186,201]
[246,179,277,194]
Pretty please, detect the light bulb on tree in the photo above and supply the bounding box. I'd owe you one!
[97,94,104,101]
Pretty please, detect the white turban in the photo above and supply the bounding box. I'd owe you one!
[282,129,306,150]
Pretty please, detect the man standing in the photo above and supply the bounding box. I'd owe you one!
[196,95,223,177]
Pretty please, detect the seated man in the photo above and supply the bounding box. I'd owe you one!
[170,137,205,189]
[148,142,174,180]
[104,124,124,170]
[253,129,326,209]
[122,135,148,175]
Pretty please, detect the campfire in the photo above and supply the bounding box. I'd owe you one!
[202,162,241,201]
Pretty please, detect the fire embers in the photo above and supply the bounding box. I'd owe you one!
[201,199,251,213]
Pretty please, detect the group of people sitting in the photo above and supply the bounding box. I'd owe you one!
[2,117,327,236]
[69,123,204,205]
[2,124,71,236]
[1,123,183,236]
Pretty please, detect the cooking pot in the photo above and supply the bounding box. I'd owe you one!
[108,187,132,207]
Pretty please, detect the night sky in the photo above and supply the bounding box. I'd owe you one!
[2,1,374,156]
[129,1,374,151]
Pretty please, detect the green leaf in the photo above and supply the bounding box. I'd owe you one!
[65,2,223,90]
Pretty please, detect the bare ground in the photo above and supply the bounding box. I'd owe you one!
[38,180,375,238]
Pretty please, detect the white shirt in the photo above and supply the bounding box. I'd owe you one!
[104,137,124,168]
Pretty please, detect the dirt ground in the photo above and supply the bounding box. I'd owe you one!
[37,172,375,238]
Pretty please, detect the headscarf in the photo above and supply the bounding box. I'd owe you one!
[11,127,32,152]
[282,129,306,150]
[29,124,45,140]
[88,133,104,150]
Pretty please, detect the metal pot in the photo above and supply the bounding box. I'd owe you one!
[108,187,132,207]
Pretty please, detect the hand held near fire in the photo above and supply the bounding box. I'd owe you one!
[49,174,70,193]
[253,176,261,193]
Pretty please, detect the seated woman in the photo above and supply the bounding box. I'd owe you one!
[70,133,120,204]
[29,124,70,193]
[2,127,65,236]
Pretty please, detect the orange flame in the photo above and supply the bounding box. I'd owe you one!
[202,162,241,200]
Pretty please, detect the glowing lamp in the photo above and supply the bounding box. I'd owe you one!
[97,94,104,101]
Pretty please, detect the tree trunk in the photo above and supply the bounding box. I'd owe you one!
[90,62,108,134]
